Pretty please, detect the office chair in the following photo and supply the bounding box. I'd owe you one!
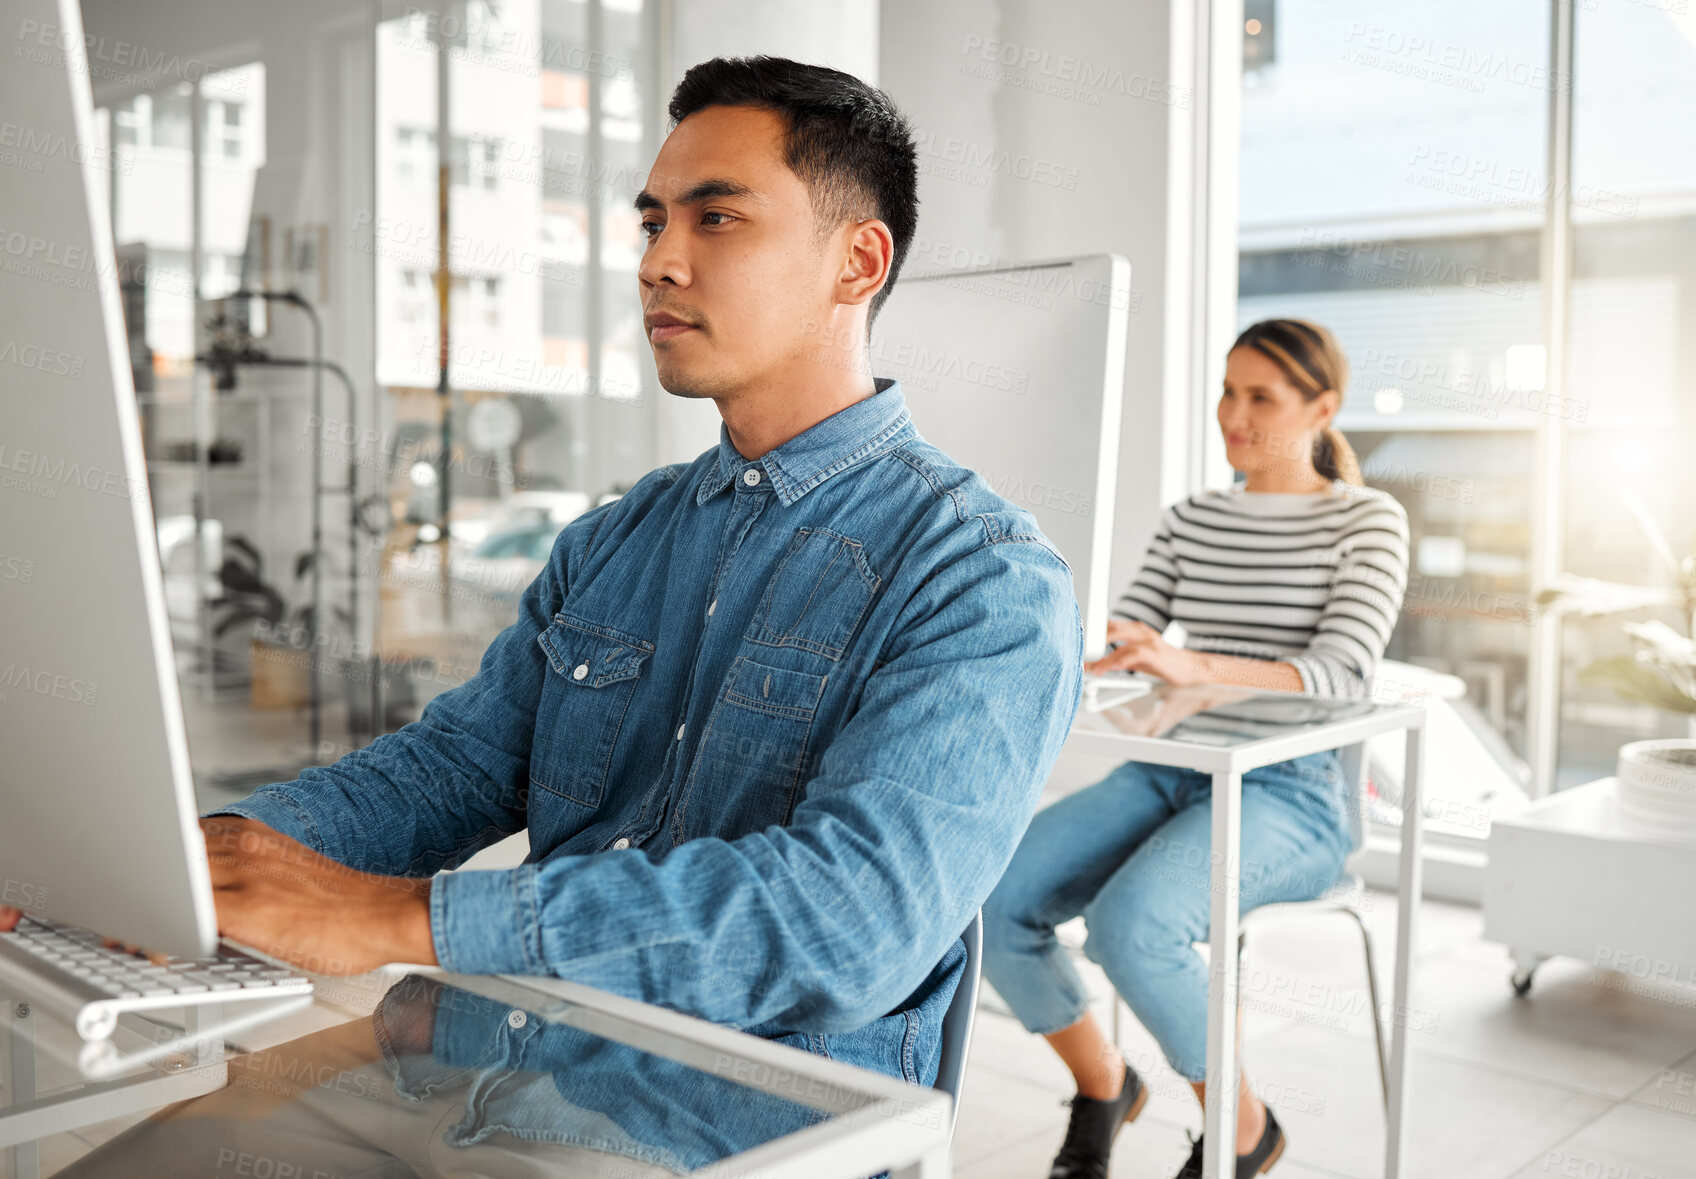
[1089,740,1389,1109]
[934,909,984,1146]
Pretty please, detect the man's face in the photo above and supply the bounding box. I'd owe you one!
[635,105,838,400]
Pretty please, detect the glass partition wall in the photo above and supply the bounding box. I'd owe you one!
[365,0,659,768]
[83,0,661,798]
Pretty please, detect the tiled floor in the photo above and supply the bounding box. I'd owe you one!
[955,896,1696,1179]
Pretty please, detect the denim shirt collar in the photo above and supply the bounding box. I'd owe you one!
[694,377,913,508]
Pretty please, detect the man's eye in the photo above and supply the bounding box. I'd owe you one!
[639,221,662,240]
[701,211,733,227]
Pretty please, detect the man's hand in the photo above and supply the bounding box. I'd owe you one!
[3,820,438,974]
[200,816,439,974]
[1085,619,1202,685]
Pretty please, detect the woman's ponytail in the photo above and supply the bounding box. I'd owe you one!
[1314,425,1362,486]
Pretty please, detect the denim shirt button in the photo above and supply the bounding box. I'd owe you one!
[506,1009,527,1029]
[572,662,588,681]
[612,837,631,850]
[742,468,761,487]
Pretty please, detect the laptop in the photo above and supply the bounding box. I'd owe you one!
[0,0,312,1077]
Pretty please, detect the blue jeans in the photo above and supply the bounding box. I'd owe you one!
[981,750,1351,1082]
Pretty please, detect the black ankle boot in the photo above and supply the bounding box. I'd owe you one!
[1047,1054,1150,1179]
[1174,1104,1286,1178]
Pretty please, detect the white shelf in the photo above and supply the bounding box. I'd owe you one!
[1484,777,1696,993]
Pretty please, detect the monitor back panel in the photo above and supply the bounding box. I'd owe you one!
[0,0,217,959]
[874,254,1130,660]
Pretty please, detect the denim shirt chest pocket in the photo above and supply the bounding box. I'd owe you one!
[745,527,881,661]
[673,528,880,842]
[532,611,655,814]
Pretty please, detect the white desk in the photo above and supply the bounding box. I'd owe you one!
[0,965,953,1178]
[1067,683,1428,1179]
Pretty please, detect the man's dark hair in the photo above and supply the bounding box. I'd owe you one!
[668,55,919,329]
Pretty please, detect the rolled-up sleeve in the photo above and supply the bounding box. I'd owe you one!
[430,536,1084,1033]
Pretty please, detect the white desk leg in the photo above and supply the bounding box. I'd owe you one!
[1385,724,1425,1179]
[1204,770,1243,1179]
[5,1000,39,1179]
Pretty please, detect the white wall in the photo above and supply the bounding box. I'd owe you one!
[879,0,1201,622]
[650,0,881,468]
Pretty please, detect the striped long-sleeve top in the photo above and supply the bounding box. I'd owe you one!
[1111,480,1410,697]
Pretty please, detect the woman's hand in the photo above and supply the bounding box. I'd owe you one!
[1085,619,1202,685]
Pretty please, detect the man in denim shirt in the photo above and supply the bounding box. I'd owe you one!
[193,57,1084,1096]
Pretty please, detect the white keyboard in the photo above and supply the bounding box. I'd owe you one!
[0,913,314,1042]
[1081,669,1153,709]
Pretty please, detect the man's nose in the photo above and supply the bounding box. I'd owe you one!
[638,226,688,288]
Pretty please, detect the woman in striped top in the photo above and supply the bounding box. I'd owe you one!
[982,319,1409,1179]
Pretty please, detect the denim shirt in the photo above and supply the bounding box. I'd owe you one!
[207,377,1083,1099]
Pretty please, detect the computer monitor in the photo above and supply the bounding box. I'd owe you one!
[0,0,219,959]
[874,254,1131,661]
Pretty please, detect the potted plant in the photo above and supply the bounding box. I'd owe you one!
[208,536,351,709]
[1535,488,1696,741]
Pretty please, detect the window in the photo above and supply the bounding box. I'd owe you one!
[395,127,436,185]
[399,270,432,325]
[450,134,502,192]
[1555,1,1696,785]
[113,95,149,148]
[474,276,501,327]
[1237,0,1551,842]
[206,100,245,159]
[1236,0,1696,839]
[375,0,658,414]
[150,83,193,152]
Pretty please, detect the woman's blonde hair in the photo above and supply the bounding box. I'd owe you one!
[1230,318,1362,486]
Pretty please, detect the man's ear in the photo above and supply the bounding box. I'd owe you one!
[835,218,894,309]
